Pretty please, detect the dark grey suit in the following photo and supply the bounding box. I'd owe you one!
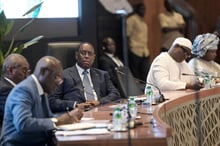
[0,78,14,125]
[99,53,120,88]
[49,65,120,113]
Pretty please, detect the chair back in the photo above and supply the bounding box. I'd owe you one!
[47,42,81,69]
[115,66,143,98]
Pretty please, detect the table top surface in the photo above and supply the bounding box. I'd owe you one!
[55,87,220,145]
[55,100,168,144]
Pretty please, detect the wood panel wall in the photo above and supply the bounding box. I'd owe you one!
[128,0,220,62]
[188,0,220,33]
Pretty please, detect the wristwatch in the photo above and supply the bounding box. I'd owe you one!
[73,101,78,109]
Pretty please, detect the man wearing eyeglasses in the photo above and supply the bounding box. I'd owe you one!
[0,53,30,126]
[48,42,120,113]
[146,37,203,91]
[0,56,83,146]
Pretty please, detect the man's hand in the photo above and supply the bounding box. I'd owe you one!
[86,100,100,106]
[186,82,204,90]
[77,101,100,111]
[77,102,93,109]
[56,108,83,126]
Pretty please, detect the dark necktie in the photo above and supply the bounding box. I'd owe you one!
[41,94,49,117]
[82,70,95,100]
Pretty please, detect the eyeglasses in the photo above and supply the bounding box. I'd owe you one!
[79,50,95,57]
[14,65,31,74]
[22,68,31,74]
[20,67,31,74]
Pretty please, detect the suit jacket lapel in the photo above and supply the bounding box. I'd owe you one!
[3,78,15,88]
[105,54,118,67]
[90,69,100,97]
[41,94,49,117]
[72,65,86,100]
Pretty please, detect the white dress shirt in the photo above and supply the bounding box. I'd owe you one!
[4,77,16,87]
[76,63,98,101]
[105,53,124,67]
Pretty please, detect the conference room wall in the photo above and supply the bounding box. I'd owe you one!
[129,0,220,63]
[21,0,98,71]
[6,0,220,71]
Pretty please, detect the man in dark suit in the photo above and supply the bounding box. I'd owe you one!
[99,37,124,88]
[49,42,120,113]
[0,56,83,146]
[0,53,30,125]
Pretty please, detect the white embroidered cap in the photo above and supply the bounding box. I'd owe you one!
[171,37,192,50]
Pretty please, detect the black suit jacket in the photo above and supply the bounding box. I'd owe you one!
[99,54,120,88]
[0,78,14,124]
[49,65,120,113]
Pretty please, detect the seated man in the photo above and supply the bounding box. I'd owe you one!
[0,53,30,125]
[0,56,83,146]
[147,37,203,91]
[99,37,124,88]
[49,42,120,113]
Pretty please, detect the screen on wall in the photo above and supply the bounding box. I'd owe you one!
[1,0,79,40]
[0,0,78,18]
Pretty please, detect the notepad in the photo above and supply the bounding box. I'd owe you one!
[57,123,96,131]
[55,128,110,136]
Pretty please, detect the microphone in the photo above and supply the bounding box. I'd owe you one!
[115,68,167,103]
[182,73,199,77]
[182,73,220,79]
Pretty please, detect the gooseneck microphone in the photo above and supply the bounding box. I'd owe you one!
[115,68,167,103]
[182,73,199,76]
[182,73,220,79]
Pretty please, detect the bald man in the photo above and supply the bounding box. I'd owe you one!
[0,53,30,125]
[0,56,83,146]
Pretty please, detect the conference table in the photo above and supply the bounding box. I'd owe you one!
[54,87,220,146]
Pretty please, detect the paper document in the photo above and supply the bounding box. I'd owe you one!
[57,123,95,131]
[57,120,110,131]
[55,128,110,136]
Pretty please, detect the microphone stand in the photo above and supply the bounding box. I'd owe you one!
[121,13,132,146]
[97,1,133,145]
[116,69,167,103]
[126,101,132,146]
[182,73,220,79]
[189,64,202,145]
[195,91,202,146]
